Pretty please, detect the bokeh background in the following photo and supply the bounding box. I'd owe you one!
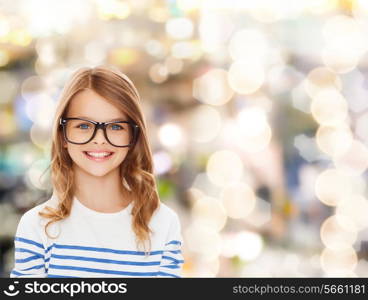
[1,0,368,277]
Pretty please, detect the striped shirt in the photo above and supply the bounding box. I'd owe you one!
[10,193,184,278]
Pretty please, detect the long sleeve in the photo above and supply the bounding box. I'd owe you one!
[157,213,185,278]
[10,210,48,278]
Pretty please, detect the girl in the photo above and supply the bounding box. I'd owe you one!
[10,65,184,278]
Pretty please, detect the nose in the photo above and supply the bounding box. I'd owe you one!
[92,127,107,144]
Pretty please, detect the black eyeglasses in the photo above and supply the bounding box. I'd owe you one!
[59,117,140,147]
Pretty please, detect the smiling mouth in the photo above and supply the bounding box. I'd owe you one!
[83,151,114,160]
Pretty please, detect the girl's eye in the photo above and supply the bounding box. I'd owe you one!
[111,124,123,130]
[77,123,90,129]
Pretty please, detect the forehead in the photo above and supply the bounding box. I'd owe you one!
[66,89,127,121]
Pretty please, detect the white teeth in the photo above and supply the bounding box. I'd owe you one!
[86,152,112,157]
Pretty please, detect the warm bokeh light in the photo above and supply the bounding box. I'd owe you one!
[193,68,234,106]
[220,182,257,219]
[320,215,357,250]
[188,105,222,143]
[310,88,348,126]
[316,124,353,157]
[206,150,244,187]
[320,247,358,276]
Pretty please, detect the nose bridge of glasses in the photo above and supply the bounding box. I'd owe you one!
[93,122,108,141]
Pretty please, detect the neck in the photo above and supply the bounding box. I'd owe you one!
[73,165,131,213]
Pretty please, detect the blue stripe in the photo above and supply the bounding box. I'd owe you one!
[51,254,160,266]
[49,264,159,276]
[46,244,54,253]
[15,237,44,250]
[167,250,181,254]
[162,256,184,264]
[47,274,79,278]
[23,264,44,271]
[160,264,180,269]
[16,255,43,263]
[165,240,181,246]
[11,270,26,276]
[53,244,164,256]
[15,248,43,258]
[157,271,180,278]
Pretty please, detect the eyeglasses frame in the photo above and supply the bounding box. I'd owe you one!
[59,117,140,148]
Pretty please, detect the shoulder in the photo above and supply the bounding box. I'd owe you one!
[150,201,182,233]
[153,201,180,223]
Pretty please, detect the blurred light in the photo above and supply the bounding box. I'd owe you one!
[153,150,173,175]
[110,48,139,66]
[21,76,47,101]
[222,231,263,261]
[293,134,321,162]
[164,56,183,74]
[158,123,184,148]
[199,11,234,54]
[30,124,52,149]
[320,215,357,250]
[336,195,368,230]
[21,0,91,37]
[178,0,201,12]
[206,150,243,187]
[5,142,40,176]
[166,17,194,40]
[0,110,16,136]
[322,15,366,73]
[188,105,222,143]
[291,82,312,113]
[316,125,353,157]
[26,159,50,190]
[310,89,348,126]
[149,63,168,83]
[355,112,368,143]
[267,65,304,95]
[228,29,268,62]
[192,195,227,232]
[304,67,342,98]
[320,247,358,276]
[96,0,131,20]
[228,60,265,94]
[220,182,256,219]
[148,6,170,23]
[195,257,220,277]
[171,41,201,60]
[0,49,10,67]
[25,93,56,129]
[9,29,32,46]
[315,169,354,207]
[223,107,272,153]
[342,70,368,113]
[185,221,222,260]
[85,41,107,64]
[248,0,283,23]
[0,72,18,104]
[193,68,234,106]
[333,140,368,176]
[0,19,10,37]
[145,40,167,59]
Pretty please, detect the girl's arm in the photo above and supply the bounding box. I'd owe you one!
[10,210,48,278]
[157,213,185,278]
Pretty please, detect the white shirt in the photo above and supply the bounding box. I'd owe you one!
[10,193,184,278]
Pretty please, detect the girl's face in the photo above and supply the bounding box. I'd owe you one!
[63,89,131,178]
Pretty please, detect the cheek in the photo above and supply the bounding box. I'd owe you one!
[111,149,129,164]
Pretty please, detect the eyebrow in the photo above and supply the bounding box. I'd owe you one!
[72,116,128,122]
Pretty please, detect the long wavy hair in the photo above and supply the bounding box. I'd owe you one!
[38,65,160,255]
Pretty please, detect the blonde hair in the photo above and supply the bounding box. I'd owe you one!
[39,65,160,255]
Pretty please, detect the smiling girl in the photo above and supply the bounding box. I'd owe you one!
[10,65,184,278]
